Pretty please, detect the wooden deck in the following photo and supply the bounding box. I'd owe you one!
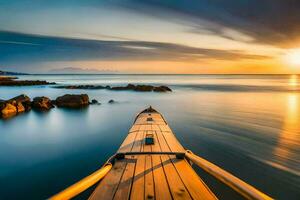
[89,109,217,200]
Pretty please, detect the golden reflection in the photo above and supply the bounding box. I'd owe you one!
[288,74,298,87]
[273,93,300,161]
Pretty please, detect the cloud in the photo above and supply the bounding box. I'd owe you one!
[120,0,300,48]
[0,31,270,66]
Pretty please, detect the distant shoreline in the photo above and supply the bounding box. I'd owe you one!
[15,73,300,76]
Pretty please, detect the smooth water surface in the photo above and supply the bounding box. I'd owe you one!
[0,75,299,199]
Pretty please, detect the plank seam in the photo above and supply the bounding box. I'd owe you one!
[155,130,174,200]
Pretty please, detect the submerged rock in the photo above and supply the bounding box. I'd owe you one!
[91,99,101,105]
[32,97,54,110]
[55,94,89,108]
[134,85,154,92]
[108,99,115,104]
[153,86,172,92]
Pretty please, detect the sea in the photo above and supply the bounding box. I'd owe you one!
[0,74,299,199]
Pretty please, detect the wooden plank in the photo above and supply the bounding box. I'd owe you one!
[159,124,171,132]
[151,131,161,152]
[152,155,172,200]
[155,130,171,152]
[144,155,155,200]
[118,132,138,153]
[161,131,185,152]
[130,155,145,200]
[139,125,147,131]
[131,131,145,152]
[113,156,137,200]
[129,125,140,133]
[171,156,217,200]
[145,124,152,131]
[89,159,127,200]
[151,124,160,131]
[160,155,192,200]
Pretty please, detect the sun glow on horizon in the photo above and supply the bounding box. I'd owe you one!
[285,49,300,67]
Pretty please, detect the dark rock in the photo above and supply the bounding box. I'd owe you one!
[55,94,89,108]
[55,85,106,90]
[153,86,172,92]
[32,97,54,110]
[110,86,127,90]
[91,99,101,105]
[127,84,136,90]
[108,99,115,104]
[0,101,25,118]
[0,79,55,86]
[53,84,172,93]
[134,85,154,92]
[8,94,31,111]
[0,94,32,118]
[0,76,18,81]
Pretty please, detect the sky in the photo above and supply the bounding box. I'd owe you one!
[0,0,300,74]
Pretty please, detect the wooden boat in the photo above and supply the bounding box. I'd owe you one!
[50,107,273,200]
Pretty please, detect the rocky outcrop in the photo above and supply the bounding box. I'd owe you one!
[55,94,89,108]
[54,84,172,92]
[54,85,111,90]
[1,103,17,117]
[112,84,172,92]
[32,97,54,110]
[8,94,32,111]
[0,94,31,118]
[1,93,95,119]
[16,102,25,113]
[153,86,172,92]
[0,76,55,86]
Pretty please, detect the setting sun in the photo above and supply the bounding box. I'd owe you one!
[286,49,300,66]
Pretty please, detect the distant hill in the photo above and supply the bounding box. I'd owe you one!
[0,70,28,75]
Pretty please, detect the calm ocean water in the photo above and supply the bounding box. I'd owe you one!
[0,74,299,199]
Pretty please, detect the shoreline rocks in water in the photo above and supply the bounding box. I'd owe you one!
[0,94,100,119]
[55,94,89,108]
[54,84,172,92]
[32,97,54,110]
[0,94,31,118]
[0,76,55,86]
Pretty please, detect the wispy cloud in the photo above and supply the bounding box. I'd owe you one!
[120,0,300,48]
[0,31,271,65]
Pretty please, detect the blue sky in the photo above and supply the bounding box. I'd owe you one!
[0,0,300,73]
